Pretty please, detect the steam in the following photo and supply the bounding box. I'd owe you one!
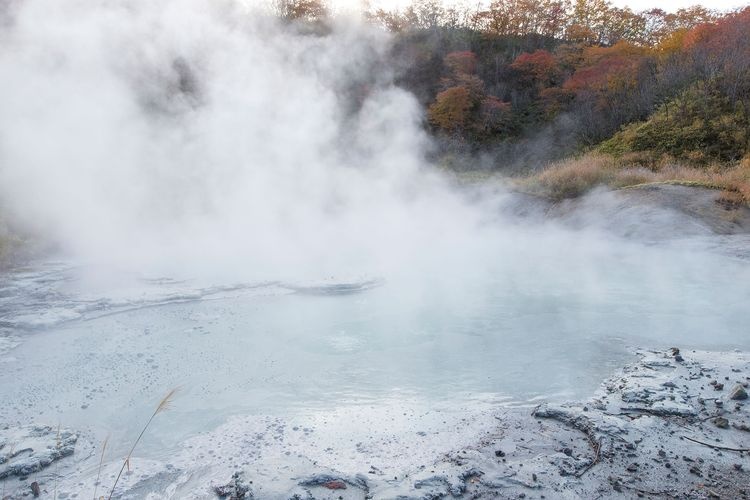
[0,0,748,319]
[0,0,482,280]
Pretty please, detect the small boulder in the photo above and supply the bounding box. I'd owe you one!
[729,384,748,400]
[713,417,729,429]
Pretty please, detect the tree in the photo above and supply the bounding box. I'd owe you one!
[274,0,327,21]
[403,0,446,30]
[474,0,570,38]
[511,49,561,86]
[566,0,611,44]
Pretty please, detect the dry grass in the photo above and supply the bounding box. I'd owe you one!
[93,436,109,500]
[521,152,750,204]
[519,153,620,200]
[108,388,178,500]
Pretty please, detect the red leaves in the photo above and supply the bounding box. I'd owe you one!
[562,42,645,94]
[511,50,560,85]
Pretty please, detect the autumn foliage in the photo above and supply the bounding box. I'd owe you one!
[510,50,560,85]
[428,51,512,138]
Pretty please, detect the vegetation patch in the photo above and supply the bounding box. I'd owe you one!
[521,152,750,204]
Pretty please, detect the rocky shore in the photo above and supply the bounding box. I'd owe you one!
[211,349,750,499]
[2,348,749,499]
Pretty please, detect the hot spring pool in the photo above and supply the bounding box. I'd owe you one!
[0,231,749,495]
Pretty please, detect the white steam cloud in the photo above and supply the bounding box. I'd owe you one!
[0,0,748,329]
[0,0,491,281]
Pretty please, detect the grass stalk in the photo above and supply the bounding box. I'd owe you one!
[107,388,177,500]
[93,436,109,500]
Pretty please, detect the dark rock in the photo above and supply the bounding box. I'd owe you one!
[714,383,724,391]
[459,468,484,481]
[729,384,748,400]
[713,417,729,429]
[214,472,251,499]
[494,450,505,457]
[30,482,40,498]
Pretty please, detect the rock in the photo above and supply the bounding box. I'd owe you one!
[213,472,251,499]
[714,383,724,391]
[713,417,729,429]
[0,426,77,480]
[299,474,368,491]
[729,384,748,400]
[30,482,40,497]
[322,480,346,490]
[494,450,505,457]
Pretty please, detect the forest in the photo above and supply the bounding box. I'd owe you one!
[281,0,750,202]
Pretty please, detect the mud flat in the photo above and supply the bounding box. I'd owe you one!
[208,348,750,499]
[2,348,748,499]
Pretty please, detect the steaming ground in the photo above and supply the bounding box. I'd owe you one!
[1,214,749,497]
[1,1,750,498]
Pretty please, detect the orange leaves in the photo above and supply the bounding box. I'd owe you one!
[655,28,690,55]
[433,50,486,131]
[563,42,645,94]
[428,86,473,131]
[581,41,646,65]
[429,50,512,136]
[563,57,637,93]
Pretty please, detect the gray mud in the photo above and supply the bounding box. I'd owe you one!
[3,349,747,499]
[209,349,750,499]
